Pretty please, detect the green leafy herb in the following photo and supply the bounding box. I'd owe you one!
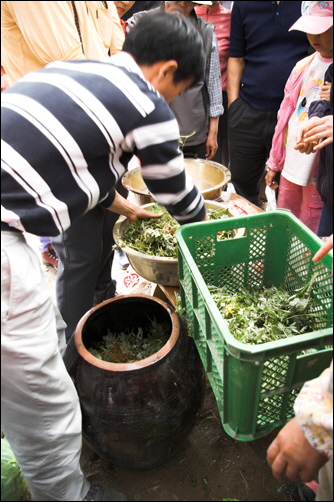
[88,316,170,363]
[179,131,196,150]
[207,274,325,345]
[117,204,233,258]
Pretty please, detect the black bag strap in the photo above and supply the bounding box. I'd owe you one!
[71,1,83,48]
[71,2,109,55]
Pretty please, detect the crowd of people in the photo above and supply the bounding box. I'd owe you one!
[1,2,333,501]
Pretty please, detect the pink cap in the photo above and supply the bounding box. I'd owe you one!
[289,1,333,35]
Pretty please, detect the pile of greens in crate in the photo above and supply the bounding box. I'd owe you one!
[208,273,325,345]
[117,204,234,258]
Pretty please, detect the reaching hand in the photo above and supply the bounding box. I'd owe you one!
[267,417,327,483]
[107,190,163,223]
[127,206,163,223]
[312,234,333,263]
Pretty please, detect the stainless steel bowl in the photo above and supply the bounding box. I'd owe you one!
[122,158,231,206]
[113,201,240,287]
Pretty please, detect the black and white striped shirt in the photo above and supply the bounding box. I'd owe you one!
[1,52,205,236]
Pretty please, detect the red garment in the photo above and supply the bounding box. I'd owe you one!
[120,17,127,35]
[195,3,231,90]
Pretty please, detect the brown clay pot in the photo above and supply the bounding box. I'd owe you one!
[64,294,206,469]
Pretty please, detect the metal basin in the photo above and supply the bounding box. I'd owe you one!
[113,201,240,287]
[122,158,231,205]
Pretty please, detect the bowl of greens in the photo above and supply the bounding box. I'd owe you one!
[113,201,242,286]
[122,159,231,206]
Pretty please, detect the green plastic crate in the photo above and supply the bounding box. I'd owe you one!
[176,210,333,441]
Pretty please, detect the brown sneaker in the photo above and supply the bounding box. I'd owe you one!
[41,244,59,268]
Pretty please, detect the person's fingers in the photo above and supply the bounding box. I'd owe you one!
[270,456,288,483]
[312,235,333,262]
[139,210,163,219]
[312,137,331,151]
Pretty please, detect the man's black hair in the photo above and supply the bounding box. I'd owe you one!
[122,12,205,85]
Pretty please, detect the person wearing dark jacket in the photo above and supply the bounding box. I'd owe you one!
[295,63,333,237]
[127,1,223,160]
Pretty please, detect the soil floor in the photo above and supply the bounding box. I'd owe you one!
[26,234,304,502]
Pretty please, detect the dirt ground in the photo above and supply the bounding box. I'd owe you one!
[80,377,301,502]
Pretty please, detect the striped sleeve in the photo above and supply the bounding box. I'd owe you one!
[1,56,205,236]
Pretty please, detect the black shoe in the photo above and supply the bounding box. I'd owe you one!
[297,482,316,501]
[279,481,316,501]
[83,483,127,501]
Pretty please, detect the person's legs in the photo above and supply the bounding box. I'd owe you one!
[317,203,333,238]
[182,142,207,159]
[299,184,323,234]
[52,179,128,341]
[300,184,323,234]
[228,97,277,206]
[277,175,303,220]
[1,231,89,501]
[316,459,333,501]
[52,207,106,342]
[94,183,129,305]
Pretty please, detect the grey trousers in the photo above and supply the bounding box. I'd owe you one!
[52,205,120,342]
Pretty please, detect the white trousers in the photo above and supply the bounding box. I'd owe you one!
[1,231,90,501]
[316,459,333,501]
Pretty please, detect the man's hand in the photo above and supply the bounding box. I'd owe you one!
[205,117,219,160]
[107,191,163,222]
[267,417,327,483]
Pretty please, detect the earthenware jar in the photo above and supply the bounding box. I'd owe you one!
[64,294,206,469]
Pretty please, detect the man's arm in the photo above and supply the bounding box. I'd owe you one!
[107,190,209,223]
[206,34,224,160]
[226,56,245,107]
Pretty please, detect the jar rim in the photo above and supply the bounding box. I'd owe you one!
[73,294,180,371]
